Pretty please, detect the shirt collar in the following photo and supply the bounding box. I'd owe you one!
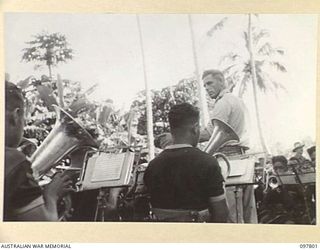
[165,144,193,149]
[215,89,230,103]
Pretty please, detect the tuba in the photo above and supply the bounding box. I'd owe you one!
[30,104,98,179]
[203,119,239,179]
[203,119,239,155]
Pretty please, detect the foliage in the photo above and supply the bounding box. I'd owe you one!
[21,75,146,149]
[207,16,287,98]
[131,77,199,136]
[21,32,73,76]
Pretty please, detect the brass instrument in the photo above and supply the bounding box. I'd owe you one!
[30,104,98,179]
[267,174,280,189]
[203,119,239,155]
[29,104,98,221]
[204,119,240,179]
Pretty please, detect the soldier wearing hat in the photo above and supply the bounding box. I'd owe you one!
[292,142,309,168]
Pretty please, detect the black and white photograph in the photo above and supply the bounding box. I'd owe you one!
[4,13,317,225]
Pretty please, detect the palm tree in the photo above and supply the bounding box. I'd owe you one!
[22,32,73,78]
[136,15,155,160]
[188,14,209,127]
[207,14,287,153]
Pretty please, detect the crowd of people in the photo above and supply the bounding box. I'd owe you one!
[4,68,316,223]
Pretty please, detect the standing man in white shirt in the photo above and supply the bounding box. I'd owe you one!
[200,69,256,223]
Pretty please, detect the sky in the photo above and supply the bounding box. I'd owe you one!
[4,13,317,152]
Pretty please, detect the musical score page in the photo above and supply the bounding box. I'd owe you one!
[228,159,248,177]
[90,153,125,182]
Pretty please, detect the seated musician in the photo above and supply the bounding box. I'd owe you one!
[259,156,297,224]
[144,103,228,222]
[292,142,309,168]
[4,81,72,221]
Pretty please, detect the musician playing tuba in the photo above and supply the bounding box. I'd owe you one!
[4,81,73,221]
[158,69,256,223]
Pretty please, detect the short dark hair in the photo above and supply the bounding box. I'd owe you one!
[307,146,315,157]
[202,69,225,81]
[272,155,288,166]
[5,81,24,112]
[168,103,199,131]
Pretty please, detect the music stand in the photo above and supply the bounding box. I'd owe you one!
[222,156,257,223]
[76,149,135,221]
[76,150,135,191]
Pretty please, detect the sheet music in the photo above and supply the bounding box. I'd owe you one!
[226,157,255,186]
[90,153,125,182]
[228,159,248,177]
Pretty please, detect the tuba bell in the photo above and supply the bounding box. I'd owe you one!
[203,119,239,155]
[30,104,98,179]
[203,119,240,180]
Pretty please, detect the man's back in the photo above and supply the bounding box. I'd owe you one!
[144,146,224,210]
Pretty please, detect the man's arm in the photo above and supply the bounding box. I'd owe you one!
[200,98,232,143]
[208,196,229,223]
[199,128,212,143]
[10,171,73,221]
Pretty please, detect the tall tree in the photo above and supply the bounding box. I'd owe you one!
[188,14,209,127]
[136,15,155,160]
[22,32,73,78]
[207,14,287,153]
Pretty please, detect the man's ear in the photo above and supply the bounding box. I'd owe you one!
[10,108,21,126]
[191,123,199,135]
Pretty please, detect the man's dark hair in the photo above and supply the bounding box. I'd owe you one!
[168,103,199,131]
[272,155,288,166]
[307,146,315,157]
[5,81,24,112]
[202,69,224,80]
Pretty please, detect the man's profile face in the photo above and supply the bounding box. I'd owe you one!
[296,147,303,155]
[203,74,224,99]
[273,161,288,173]
[6,105,25,148]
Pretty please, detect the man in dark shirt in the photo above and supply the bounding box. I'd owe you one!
[144,103,228,222]
[4,81,72,221]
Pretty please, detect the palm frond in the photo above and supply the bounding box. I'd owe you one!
[238,73,250,98]
[270,80,286,91]
[258,43,285,57]
[256,72,266,92]
[219,52,240,66]
[276,48,285,55]
[269,61,287,72]
[206,17,228,37]
[264,73,287,92]
[257,42,273,56]
[253,29,269,45]
[222,64,237,75]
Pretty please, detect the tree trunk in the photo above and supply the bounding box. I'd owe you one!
[136,15,155,160]
[247,14,269,153]
[48,64,52,78]
[188,14,209,127]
